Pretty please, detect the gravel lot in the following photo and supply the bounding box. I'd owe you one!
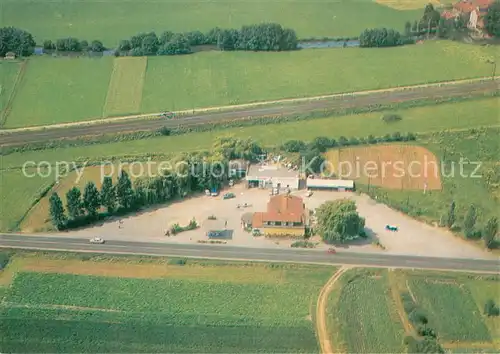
[68,183,494,259]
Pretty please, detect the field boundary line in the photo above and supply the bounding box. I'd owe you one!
[316,266,351,354]
[387,269,415,334]
[1,76,498,133]
[441,341,497,349]
[0,60,28,127]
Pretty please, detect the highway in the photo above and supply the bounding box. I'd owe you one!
[1,79,498,147]
[0,234,498,273]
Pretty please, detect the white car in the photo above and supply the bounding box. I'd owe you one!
[89,237,105,244]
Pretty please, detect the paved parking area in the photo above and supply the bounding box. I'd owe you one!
[68,183,494,259]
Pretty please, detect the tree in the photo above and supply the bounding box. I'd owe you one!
[463,204,477,237]
[405,21,412,36]
[412,20,418,33]
[0,27,36,57]
[56,37,81,52]
[100,177,116,213]
[282,139,306,153]
[157,33,191,55]
[359,28,403,47]
[83,182,101,218]
[116,170,135,210]
[301,148,325,175]
[140,32,158,55]
[49,192,66,230]
[90,40,105,52]
[484,1,500,37]
[42,40,55,50]
[80,40,89,51]
[311,136,335,152]
[316,199,366,243]
[483,216,498,249]
[446,201,456,228]
[66,187,83,219]
[118,39,131,51]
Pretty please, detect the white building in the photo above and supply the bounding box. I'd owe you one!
[306,178,354,191]
[246,164,300,190]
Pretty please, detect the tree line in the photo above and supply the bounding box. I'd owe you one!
[442,200,498,249]
[49,137,264,230]
[359,28,414,48]
[117,23,298,56]
[0,27,36,57]
[42,38,106,52]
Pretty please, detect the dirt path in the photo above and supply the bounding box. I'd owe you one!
[316,266,350,354]
[387,269,414,334]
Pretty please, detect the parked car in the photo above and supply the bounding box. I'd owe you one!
[223,192,235,200]
[385,224,398,232]
[89,237,105,244]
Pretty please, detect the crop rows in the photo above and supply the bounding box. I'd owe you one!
[409,278,491,341]
[335,274,405,353]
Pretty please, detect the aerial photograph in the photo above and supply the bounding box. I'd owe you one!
[0,0,499,352]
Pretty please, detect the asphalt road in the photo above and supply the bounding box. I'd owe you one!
[0,234,498,273]
[1,79,498,147]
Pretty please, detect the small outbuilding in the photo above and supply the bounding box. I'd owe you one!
[306,178,355,191]
[4,52,16,60]
[203,219,233,239]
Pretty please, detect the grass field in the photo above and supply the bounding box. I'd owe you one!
[375,0,442,10]
[0,61,22,121]
[325,145,442,190]
[327,269,405,353]
[0,0,420,46]
[0,254,333,352]
[0,170,53,231]
[4,57,113,128]
[0,98,498,231]
[103,57,147,117]
[2,41,498,127]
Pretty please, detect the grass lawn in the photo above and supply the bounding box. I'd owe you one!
[4,57,113,128]
[0,61,22,122]
[0,254,333,352]
[141,41,498,113]
[328,269,405,353]
[0,169,53,231]
[0,0,420,46]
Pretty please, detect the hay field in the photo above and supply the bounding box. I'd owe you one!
[325,145,442,190]
[1,0,420,46]
[0,61,22,123]
[103,57,147,116]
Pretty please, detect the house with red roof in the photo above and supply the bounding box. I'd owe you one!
[445,0,494,30]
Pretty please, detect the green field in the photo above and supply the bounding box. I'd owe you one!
[3,41,498,127]
[0,0,420,46]
[5,57,113,128]
[408,277,491,341]
[0,170,52,231]
[0,61,22,121]
[103,57,147,116]
[0,258,332,352]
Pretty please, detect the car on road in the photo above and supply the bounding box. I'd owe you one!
[89,237,105,244]
[223,192,235,200]
[327,248,337,254]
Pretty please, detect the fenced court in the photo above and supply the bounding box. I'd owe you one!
[103,57,147,117]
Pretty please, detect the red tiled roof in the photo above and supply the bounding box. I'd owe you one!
[441,10,458,19]
[454,0,494,12]
[252,195,305,226]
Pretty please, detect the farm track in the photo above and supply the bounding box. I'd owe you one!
[0,79,498,147]
[316,266,350,354]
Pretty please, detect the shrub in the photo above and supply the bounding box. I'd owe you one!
[409,309,429,325]
[168,258,187,265]
[283,139,306,152]
[381,113,402,123]
[484,299,500,316]
[417,325,437,338]
[0,252,10,270]
[207,215,217,220]
[290,240,316,248]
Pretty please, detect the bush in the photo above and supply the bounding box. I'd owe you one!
[207,215,217,220]
[0,252,10,270]
[417,325,437,338]
[290,240,317,248]
[409,309,428,325]
[168,258,187,265]
[381,113,402,123]
[359,28,405,48]
[484,299,500,316]
[282,139,306,153]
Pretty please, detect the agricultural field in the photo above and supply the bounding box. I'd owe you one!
[0,61,22,123]
[1,0,420,46]
[0,169,53,231]
[103,57,147,117]
[325,145,442,190]
[326,269,405,353]
[0,98,498,231]
[4,57,113,128]
[408,277,492,341]
[0,253,333,352]
[375,0,443,10]
[3,41,498,127]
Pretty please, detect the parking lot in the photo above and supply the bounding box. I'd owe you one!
[68,183,493,259]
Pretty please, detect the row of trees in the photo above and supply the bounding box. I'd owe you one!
[0,27,36,57]
[42,38,105,52]
[49,137,264,229]
[442,201,498,249]
[118,23,298,56]
[359,28,413,48]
